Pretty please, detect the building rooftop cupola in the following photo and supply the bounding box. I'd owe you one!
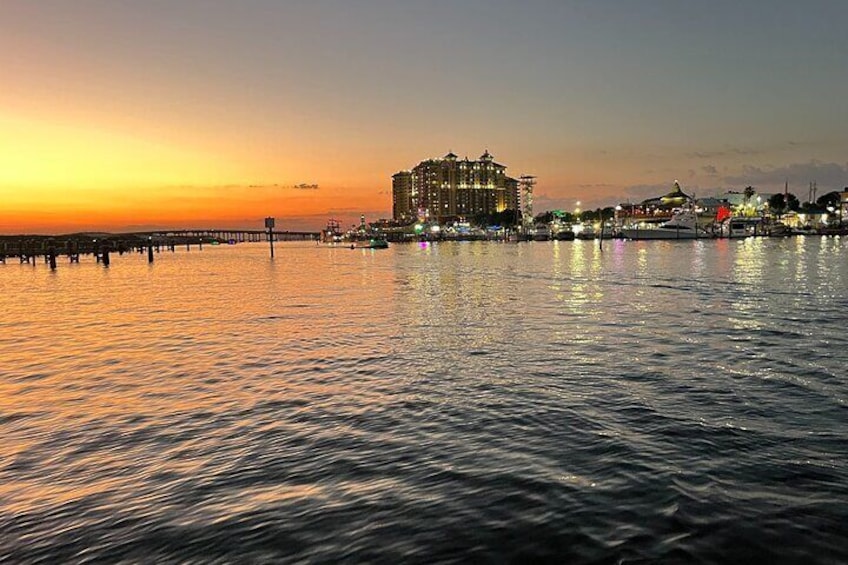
[660,180,693,205]
[444,150,458,161]
[480,149,493,162]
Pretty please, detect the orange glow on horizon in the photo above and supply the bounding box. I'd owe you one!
[0,185,389,233]
[0,112,395,233]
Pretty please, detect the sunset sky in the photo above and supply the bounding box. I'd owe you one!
[2,0,847,233]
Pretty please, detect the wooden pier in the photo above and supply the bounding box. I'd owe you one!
[0,228,319,268]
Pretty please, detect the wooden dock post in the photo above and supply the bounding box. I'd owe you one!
[147,238,154,263]
[265,217,275,258]
[48,246,57,270]
[102,246,110,267]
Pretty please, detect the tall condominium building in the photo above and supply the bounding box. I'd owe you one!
[392,171,414,221]
[392,150,520,223]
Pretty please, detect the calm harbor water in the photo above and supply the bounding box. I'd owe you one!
[1,237,846,564]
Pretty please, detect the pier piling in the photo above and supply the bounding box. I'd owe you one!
[265,217,276,258]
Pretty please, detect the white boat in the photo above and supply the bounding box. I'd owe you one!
[574,223,597,240]
[723,219,758,238]
[551,227,575,240]
[532,224,550,241]
[620,209,713,240]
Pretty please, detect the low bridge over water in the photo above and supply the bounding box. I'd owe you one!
[128,228,319,243]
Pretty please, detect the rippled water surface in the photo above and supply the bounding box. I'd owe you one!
[1,238,846,563]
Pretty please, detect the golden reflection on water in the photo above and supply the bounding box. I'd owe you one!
[793,236,809,292]
[689,240,707,278]
[726,238,767,332]
[0,244,406,498]
[733,237,767,287]
[568,241,605,314]
[628,245,652,316]
[547,241,607,317]
[397,242,509,356]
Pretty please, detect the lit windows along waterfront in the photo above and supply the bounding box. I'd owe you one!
[392,150,520,223]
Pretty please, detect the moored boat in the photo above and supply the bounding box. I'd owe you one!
[532,224,550,241]
[620,209,713,240]
[321,219,344,243]
[552,228,575,240]
[767,222,792,237]
[574,224,597,240]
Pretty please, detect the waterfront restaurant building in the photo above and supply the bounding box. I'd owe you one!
[392,151,520,223]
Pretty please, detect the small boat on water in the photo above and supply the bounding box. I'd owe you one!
[352,238,389,249]
[368,238,389,249]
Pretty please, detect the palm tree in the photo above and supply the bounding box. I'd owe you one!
[743,186,756,217]
[767,193,786,219]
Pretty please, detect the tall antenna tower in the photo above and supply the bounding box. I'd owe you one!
[519,175,536,234]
